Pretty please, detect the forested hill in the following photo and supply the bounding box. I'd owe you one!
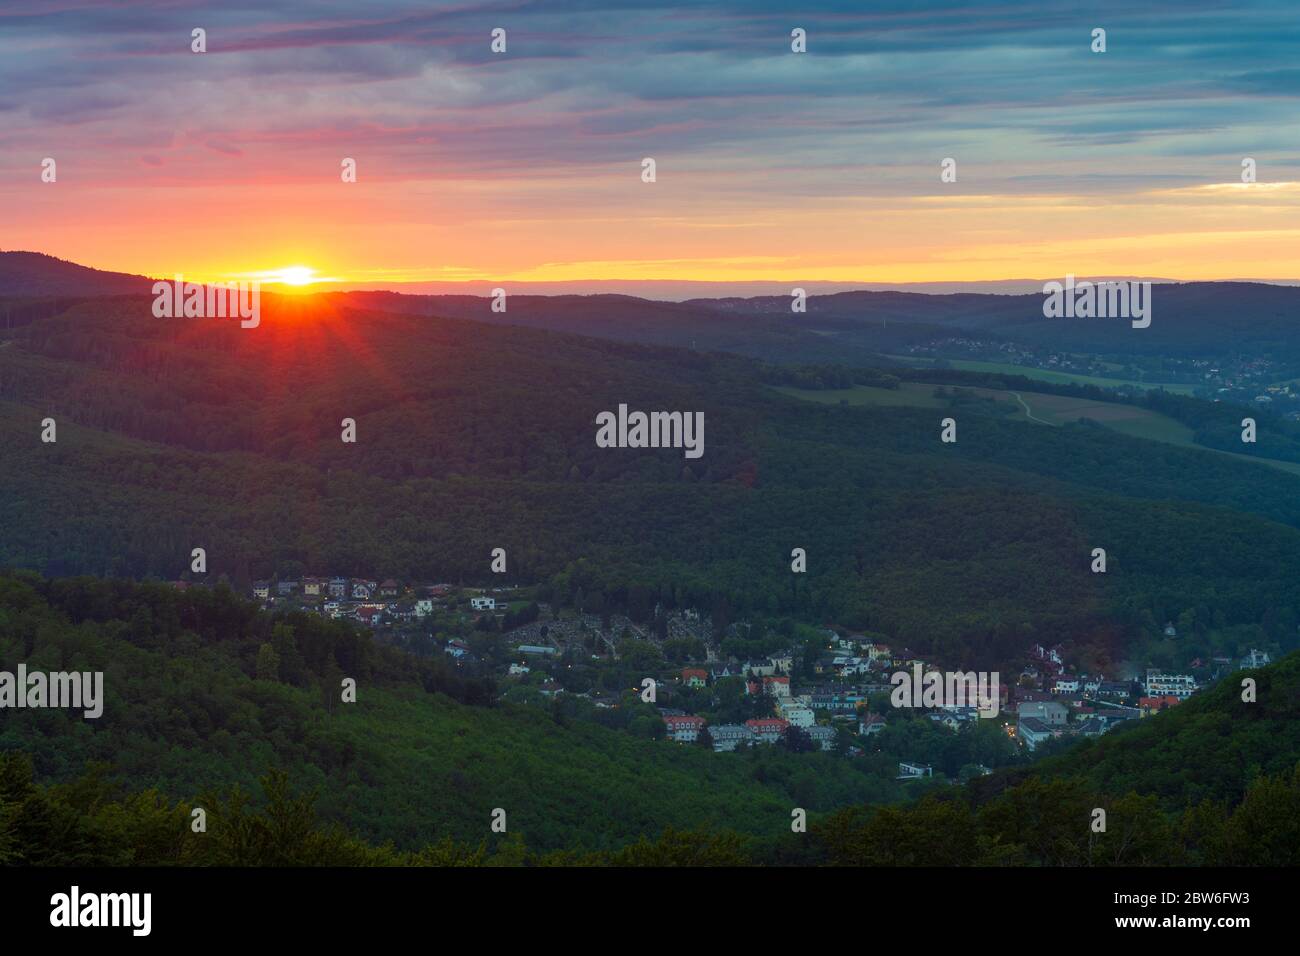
[3,293,1300,669]
[0,572,899,855]
[2,571,1295,866]
[809,651,1300,866]
[331,281,1300,364]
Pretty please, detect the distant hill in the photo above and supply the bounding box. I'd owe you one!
[6,254,1300,366]
[0,251,155,297]
[336,281,1300,366]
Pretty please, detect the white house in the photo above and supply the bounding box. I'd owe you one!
[709,724,752,752]
[777,699,816,728]
[1144,672,1197,700]
[470,596,496,611]
[663,715,706,743]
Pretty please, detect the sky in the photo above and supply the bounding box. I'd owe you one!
[2,0,1299,294]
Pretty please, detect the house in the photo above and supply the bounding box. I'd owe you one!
[302,577,324,597]
[777,697,815,728]
[1097,680,1134,701]
[507,663,530,676]
[351,582,373,601]
[444,639,469,659]
[328,576,348,598]
[1082,677,1102,694]
[517,644,557,656]
[323,601,341,617]
[709,724,752,752]
[865,643,892,663]
[356,607,382,626]
[1144,672,1196,700]
[743,660,777,678]
[682,667,708,689]
[763,675,791,698]
[892,649,924,670]
[807,725,836,752]
[379,579,400,597]
[859,713,887,736]
[415,598,434,617]
[1241,649,1272,669]
[1139,695,1182,716]
[810,690,866,714]
[1051,676,1081,695]
[470,596,496,611]
[1017,700,1069,726]
[252,581,270,600]
[709,664,737,681]
[1017,716,1067,751]
[1097,705,1141,724]
[929,712,962,732]
[768,654,793,675]
[897,762,933,780]
[1076,717,1108,737]
[744,718,789,744]
[277,579,299,596]
[663,715,707,743]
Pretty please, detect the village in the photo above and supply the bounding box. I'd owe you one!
[224,575,1272,783]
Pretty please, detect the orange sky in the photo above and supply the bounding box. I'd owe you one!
[11,176,1300,290]
[4,3,1299,291]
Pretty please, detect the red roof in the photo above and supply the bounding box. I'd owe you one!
[1139,695,1181,709]
[664,715,706,728]
[745,718,790,732]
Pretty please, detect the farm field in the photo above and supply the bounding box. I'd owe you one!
[774,382,1300,477]
[882,355,1199,395]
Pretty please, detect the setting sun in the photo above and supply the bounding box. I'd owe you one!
[220,265,345,293]
[275,266,317,286]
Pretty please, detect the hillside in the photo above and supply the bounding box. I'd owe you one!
[3,293,1300,672]
[0,251,155,297]
[0,572,898,854]
[329,281,1300,367]
[809,652,1300,866]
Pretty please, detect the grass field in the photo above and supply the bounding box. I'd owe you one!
[882,355,1199,395]
[772,383,1300,477]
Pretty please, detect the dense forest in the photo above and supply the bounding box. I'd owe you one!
[0,573,915,852]
[4,590,1295,865]
[4,295,1300,674]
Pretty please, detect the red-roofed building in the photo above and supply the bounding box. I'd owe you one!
[763,675,791,698]
[663,715,707,742]
[682,668,708,689]
[745,717,790,744]
[1139,695,1182,716]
